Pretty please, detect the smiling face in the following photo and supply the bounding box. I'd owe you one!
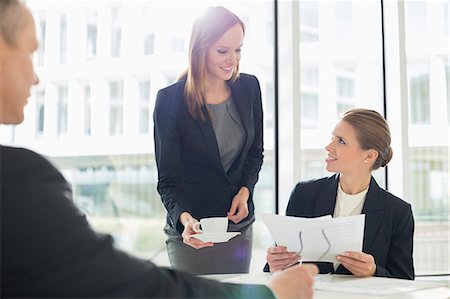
[205,23,243,84]
[0,4,39,125]
[325,120,372,176]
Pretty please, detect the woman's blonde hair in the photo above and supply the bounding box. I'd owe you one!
[342,108,393,170]
[179,6,245,120]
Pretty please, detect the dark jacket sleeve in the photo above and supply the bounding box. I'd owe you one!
[1,146,275,298]
[239,75,264,195]
[374,203,415,280]
[153,86,190,229]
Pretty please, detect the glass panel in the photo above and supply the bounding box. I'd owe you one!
[15,1,275,273]
[109,80,123,136]
[111,7,122,57]
[404,0,449,275]
[37,17,46,66]
[57,85,68,138]
[86,12,97,60]
[408,63,430,124]
[298,1,384,184]
[299,1,319,42]
[446,65,450,125]
[144,33,154,56]
[84,85,91,136]
[35,90,45,138]
[138,81,151,135]
[60,15,67,64]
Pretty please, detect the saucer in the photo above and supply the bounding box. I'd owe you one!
[192,232,241,243]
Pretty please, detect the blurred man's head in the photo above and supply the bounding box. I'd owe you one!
[0,0,39,125]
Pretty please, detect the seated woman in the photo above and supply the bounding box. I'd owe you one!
[264,108,414,280]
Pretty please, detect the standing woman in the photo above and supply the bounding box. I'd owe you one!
[265,108,415,280]
[153,6,264,274]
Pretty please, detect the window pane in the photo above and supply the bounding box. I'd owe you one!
[109,80,123,136]
[37,17,46,66]
[84,86,92,136]
[17,1,275,274]
[87,12,98,60]
[60,14,67,64]
[404,0,449,275]
[298,1,384,184]
[57,85,68,138]
[138,81,151,134]
[111,7,122,57]
[35,90,45,138]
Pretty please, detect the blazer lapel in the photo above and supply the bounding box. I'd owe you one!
[196,106,227,176]
[361,177,384,252]
[314,175,339,216]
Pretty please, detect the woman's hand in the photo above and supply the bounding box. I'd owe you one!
[336,251,377,277]
[266,246,301,273]
[227,187,250,224]
[179,212,214,249]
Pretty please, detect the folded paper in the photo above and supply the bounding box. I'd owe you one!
[260,213,365,263]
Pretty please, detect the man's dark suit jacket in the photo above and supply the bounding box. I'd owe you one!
[153,73,263,232]
[0,145,274,298]
[264,174,415,280]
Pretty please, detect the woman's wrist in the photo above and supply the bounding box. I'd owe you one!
[239,186,250,198]
[179,212,193,227]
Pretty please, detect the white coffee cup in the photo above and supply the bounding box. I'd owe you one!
[193,217,228,234]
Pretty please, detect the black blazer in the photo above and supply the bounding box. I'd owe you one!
[265,174,415,280]
[0,145,275,298]
[153,73,264,232]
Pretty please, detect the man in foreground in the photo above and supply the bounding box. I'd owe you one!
[0,0,318,297]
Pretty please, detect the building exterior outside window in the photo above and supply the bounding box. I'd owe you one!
[1,0,446,275]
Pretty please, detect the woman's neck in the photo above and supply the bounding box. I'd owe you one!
[204,79,230,104]
[339,174,371,195]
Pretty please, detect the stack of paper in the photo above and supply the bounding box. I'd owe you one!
[259,213,365,263]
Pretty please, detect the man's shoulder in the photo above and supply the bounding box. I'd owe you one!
[0,145,47,162]
[1,145,59,179]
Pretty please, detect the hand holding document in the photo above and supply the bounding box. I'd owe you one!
[260,213,365,263]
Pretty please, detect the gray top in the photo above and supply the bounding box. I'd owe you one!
[208,97,245,173]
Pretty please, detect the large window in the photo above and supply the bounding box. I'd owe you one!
[278,0,448,276]
[2,0,447,275]
[403,0,449,274]
[8,1,275,272]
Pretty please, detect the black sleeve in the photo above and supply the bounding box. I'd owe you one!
[240,75,264,195]
[375,204,415,280]
[286,184,302,217]
[153,89,190,230]
[1,147,275,298]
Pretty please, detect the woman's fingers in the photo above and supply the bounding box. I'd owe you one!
[267,246,301,272]
[336,251,376,276]
[183,235,214,249]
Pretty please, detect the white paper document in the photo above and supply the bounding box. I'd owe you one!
[314,275,445,295]
[260,213,365,263]
[220,272,331,285]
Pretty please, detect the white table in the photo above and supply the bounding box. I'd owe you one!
[202,273,450,299]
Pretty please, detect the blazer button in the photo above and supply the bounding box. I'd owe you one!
[223,184,229,190]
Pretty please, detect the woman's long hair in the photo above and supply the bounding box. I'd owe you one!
[179,6,245,120]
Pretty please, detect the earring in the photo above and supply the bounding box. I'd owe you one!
[364,160,368,163]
